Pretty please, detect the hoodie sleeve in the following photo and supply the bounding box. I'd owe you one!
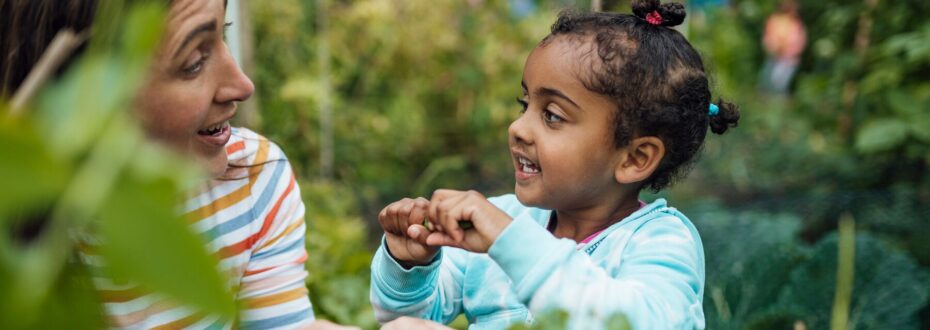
[369,238,469,325]
[488,214,705,330]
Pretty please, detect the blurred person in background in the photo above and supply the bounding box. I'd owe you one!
[0,0,356,328]
[760,0,806,94]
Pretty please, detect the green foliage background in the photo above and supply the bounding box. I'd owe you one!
[1,0,927,329]
[249,0,930,329]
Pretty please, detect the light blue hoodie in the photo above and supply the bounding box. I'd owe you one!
[370,194,705,329]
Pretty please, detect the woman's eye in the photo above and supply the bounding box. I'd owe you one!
[223,21,233,41]
[183,57,205,75]
[543,109,563,123]
[182,48,212,76]
[516,98,528,113]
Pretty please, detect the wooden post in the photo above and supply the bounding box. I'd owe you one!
[839,0,879,141]
[317,0,334,179]
[227,0,262,127]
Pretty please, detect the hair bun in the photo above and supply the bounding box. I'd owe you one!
[632,0,660,18]
[709,99,740,134]
[658,3,686,26]
[631,0,686,27]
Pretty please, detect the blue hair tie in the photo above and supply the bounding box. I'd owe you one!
[708,103,720,117]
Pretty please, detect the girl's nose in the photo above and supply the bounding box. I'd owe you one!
[508,113,533,145]
[214,44,254,104]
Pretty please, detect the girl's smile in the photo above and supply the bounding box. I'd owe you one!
[512,148,541,182]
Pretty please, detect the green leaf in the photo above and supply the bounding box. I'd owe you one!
[885,90,919,117]
[854,119,909,153]
[695,211,808,329]
[119,2,166,65]
[0,117,69,221]
[35,2,163,158]
[908,113,930,143]
[97,174,235,319]
[28,263,105,330]
[776,233,930,329]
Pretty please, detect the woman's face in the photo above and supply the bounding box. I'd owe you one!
[135,0,254,177]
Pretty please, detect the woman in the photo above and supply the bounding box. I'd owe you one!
[1,0,353,328]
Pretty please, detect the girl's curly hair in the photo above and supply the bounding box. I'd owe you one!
[543,0,740,191]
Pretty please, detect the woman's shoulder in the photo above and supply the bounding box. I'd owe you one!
[225,127,290,168]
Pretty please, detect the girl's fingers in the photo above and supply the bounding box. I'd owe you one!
[387,202,404,235]
[446,202,468,243]
[425,231,460,248]
[436,193,468,242]
[427,190,448,224]
[406,224,431,245]
[398,199,415,230]
[408,199,429,227]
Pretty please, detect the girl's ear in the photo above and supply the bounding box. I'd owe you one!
[614,136,665,184]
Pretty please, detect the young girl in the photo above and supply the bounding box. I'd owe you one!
[370,1,740,329]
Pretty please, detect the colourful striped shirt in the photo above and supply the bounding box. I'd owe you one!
[81,127,315,329]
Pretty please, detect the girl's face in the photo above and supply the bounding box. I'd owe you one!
[135,0,254,177]
[509,36,625,211]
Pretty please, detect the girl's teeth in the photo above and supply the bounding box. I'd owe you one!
[522,164,539,173]
[517,156,540,173]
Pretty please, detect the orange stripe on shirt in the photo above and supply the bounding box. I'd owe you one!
[243,286,309,309]
[252,177,296,246]
[109,300,177,327]
[99,287,149,303]
[215,176,295,259]
[150,312,206,330]
[256,215,304,251]
[243,253,308,277]
[184,139,270,221]
[226,140,245,155]
[184,185,251,221]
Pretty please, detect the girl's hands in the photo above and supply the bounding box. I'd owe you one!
[378,197,438,267]
[380,317,454,330]
[425,189,512,253]
[378,190,512,258]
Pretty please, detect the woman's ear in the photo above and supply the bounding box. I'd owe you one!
[614,136,665,184]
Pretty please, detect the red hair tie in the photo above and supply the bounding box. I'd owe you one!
[645,10,663,25]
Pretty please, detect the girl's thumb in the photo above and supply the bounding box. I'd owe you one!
[407,224,430,244]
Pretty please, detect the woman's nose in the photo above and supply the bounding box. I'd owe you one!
[214,44,254,104]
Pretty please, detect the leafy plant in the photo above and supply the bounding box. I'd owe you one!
[1,1,235,328]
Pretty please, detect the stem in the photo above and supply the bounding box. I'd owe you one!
[830,213,856,330]
[10,30,88,114]
[9,114,141,327]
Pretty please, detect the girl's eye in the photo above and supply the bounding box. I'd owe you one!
[516,98,528,113]
[543,109,564,123]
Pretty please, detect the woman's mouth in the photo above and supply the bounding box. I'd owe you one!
[197,120,231,146]
[198,121,228,136]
